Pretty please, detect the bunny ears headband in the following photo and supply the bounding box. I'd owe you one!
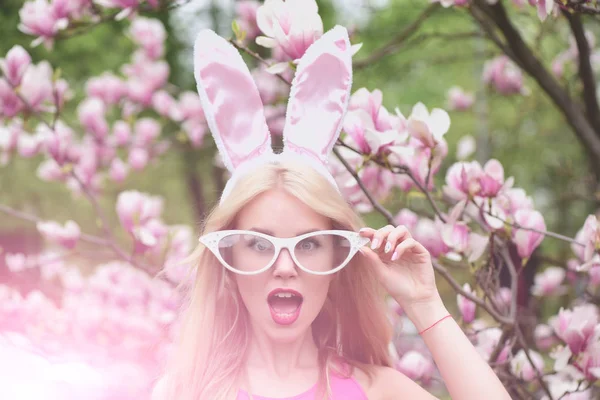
[193,25,353,204]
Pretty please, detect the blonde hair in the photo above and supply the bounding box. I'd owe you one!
[154,160,393,400]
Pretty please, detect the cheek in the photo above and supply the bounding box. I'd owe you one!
[302,276,333,313]
[234,276,265,312]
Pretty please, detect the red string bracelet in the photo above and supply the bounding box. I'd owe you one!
[418,314,452,335]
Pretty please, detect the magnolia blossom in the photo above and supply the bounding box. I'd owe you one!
[534,323,558,351]
[531,266,567,297]
[343,88,406,156]
[457,283,476,323]
[550,304,599,355]
[36,220,81,249]
[530,0,554,21]
[510,349,545,382]
[0,45,31,87]
[256,0,323,60]
[474,326,510,363]
[483,56,526,96]
[18,0,70,47]
[406,102,450,149]
[395,351,434,384]
[235,1,262,41]
[456,135,476,160]
[512,209,546,260]
[86,73,127,105]
[446,86,474,111]
[78,97,109,140]
[128,17,166,60]
[572,215,600,271]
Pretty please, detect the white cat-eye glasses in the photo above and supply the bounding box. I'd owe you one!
[199,230,370,276]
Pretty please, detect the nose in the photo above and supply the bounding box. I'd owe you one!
[272,247,298,278]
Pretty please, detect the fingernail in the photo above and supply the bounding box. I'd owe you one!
[391,251,399,261]
[371,239,380,250]
[384,241,392,253]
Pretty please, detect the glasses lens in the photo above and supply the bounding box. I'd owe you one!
[218,233,275,273]
[294,233,352,273]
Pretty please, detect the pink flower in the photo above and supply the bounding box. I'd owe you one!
[78,97,109,139]
[152,91,181,120]
[530,0,554,21]
[447,86,474,111]
[512,209,546,260]
[510,349,544,382]
[112,120,131,147]
[256,0,323,60]
[18,0,69,46]
[177,91,204,121]
[124,53,169,106]
[478,159,505,197]
[496,187,533,216]
[128,147,148,171]
[129,17,166,60]
[412,218,449,258]
[483,56,526,96]
[457,283,476,323]
[395,351,434,384]
[572,215,600,271]
[37,159,67,182]
[550,304,599,354]
[18,131,43,158]
[406,102,451,148]
[252,64,289,105]
[0,45,32,87]
[474,327,510,363]
[534,324,558,351]
[41,121,76,166]
[182,118,207,148]
[19,61,53,111]
[36,220,81,249]
[531,266,567,297]
[109,158,129,183]
[86,73,127,105]
[133,118,160,147]
[116,190,163,234]
[456,135,476,160]
[443,161,483,201]
[235,1,262,41]
[0,79,24,117]
[395,209,418,231]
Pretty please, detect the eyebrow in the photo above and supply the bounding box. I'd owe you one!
[248,227,322,236]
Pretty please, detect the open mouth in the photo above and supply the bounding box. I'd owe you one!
[267,289,304,325]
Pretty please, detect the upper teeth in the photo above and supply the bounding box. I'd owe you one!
[275,293,295,298]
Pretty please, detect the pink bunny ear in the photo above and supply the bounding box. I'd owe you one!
[282,25,353,164]
[193,29,272,172]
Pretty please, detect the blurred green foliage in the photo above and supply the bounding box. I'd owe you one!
[0,0,595,266]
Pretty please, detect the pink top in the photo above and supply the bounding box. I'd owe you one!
[236,374,368,400]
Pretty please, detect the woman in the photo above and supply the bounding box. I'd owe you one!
[154,26,511,400]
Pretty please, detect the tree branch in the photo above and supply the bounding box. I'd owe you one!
[472,0,600,176]
[353,3,440,69]
[562,9,600,133]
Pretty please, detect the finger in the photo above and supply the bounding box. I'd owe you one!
[371,225,395,251]
[391,238,419,262]
[383,225,412,255]
[358,227,377,238]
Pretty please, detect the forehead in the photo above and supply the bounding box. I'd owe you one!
[234,189,331,235]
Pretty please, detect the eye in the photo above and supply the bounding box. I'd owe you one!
[299,238,321,251]
[247,237,271,252]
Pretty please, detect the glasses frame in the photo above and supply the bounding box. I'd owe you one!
[199,229,370,276]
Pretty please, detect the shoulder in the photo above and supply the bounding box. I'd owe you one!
[353,365,438,400]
